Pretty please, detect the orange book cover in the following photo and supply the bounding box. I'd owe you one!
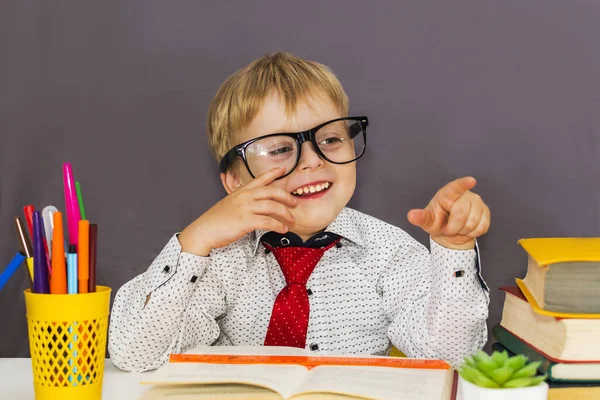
[170,353,451,371]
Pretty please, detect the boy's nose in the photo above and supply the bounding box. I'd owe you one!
[297,141,324,172]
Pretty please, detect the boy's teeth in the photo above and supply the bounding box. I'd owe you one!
[293,183,331,196]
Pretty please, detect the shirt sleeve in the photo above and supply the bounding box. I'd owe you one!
[108,234,226,372]
[383,236,489,367]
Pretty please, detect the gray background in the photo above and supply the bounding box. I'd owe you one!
[1,1,599,357]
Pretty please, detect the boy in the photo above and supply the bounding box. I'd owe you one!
[108,52,491,373]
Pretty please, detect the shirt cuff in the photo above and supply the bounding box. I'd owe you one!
[143,234,210,296]
[430,237,489,292]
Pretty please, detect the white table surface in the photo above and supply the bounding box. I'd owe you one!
[0,358,149,400]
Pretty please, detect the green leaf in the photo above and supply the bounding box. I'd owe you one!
[463,355,477,368]
[504,354,528,371]
[488,366,513,385]
[459,365,499,388]
[491,350,509,367]
[473,351,498,376]
[526,375,547,387]
[503,375,545,388]
[472,374,501,388]
[458,365,482,384]
[511,361,541,379]
[473,350,492,363]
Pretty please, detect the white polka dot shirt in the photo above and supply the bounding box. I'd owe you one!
[108,207,489,372]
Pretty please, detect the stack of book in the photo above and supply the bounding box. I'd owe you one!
[493,237,600,400]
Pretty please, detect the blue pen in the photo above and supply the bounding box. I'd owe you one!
[67,244,78,294]
[66,244,78,384]
[0,252,27,291]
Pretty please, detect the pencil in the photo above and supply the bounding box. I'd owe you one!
[0,252,27,291]
[14,217,34,284]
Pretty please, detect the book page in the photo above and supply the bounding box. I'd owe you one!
[141,362,308,398]
[290,365,452,400]
[139,383,282,400]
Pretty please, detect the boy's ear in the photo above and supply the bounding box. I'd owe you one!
[220,170,243,195]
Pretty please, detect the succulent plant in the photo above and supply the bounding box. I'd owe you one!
[459,350,546,389]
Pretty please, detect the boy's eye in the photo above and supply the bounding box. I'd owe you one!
[267,145,294,156]
[318,136,345,146]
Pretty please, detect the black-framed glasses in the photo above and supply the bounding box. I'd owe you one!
[219,116,368,179]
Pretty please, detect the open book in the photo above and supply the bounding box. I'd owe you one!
[139,346,455,400]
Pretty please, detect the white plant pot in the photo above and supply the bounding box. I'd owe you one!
[457,375,549,400]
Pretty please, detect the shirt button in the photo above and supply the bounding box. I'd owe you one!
[335,242,342,248]
[306,288,313,296]
[189,275,198,283]
[162,265,171,273]
[309,343,319,351]
[454,270,465,278]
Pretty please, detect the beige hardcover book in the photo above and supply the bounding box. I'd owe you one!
[139,346,454,400]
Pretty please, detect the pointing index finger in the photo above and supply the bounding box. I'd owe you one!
[436,176,477,211]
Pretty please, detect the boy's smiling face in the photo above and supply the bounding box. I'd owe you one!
[223,91,357,241]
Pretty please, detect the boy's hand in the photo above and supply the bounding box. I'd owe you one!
[407,177,490,250]
[178,167,297,256]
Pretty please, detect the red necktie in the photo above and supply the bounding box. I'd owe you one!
[262,239,340,348]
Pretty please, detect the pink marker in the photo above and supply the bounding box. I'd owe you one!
[63,163,81,246]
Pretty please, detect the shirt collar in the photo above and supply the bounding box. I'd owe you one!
[252,207,366,255]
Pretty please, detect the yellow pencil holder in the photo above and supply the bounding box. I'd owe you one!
[24,286,111,400]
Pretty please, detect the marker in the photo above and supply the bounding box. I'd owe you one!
[23,205,34,237]
[78,220,89,294]
[14,217,34,284]
[75,182,87,221]
[0,252,27,291]
[88,224,97,293]
[63,163,81,246]
[67,244,78,294]
[32,211,50,294]
[50,212,67,294]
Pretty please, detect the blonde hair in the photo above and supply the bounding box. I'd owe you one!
[207,52,349,161]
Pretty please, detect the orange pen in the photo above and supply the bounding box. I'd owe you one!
[78,219,90,293]
[50,212,67,294]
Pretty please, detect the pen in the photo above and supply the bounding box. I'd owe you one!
[42,206,58,260]
[88,224,97,293]
[75,181,87,221]
[63,163,81,246]
[0,252,27,291]
[78,220,89,294]
[39,217,52,276]
[67,244,78,295]
[50,211,67,294]
[14,217,34,284]
[32,211,50,294]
